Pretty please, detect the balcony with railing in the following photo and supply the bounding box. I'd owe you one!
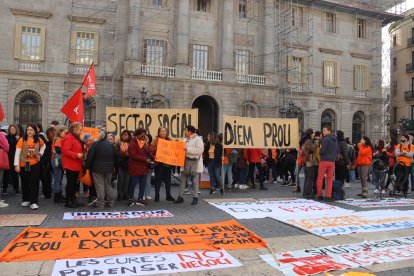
[405,90,414,100]
[408,38,414,47]
[141,65,175,78]
[354,90,367,98]
[406,63,414,73]
[323,87,336,95]
[18,60,40,72]
[236,74,265,85]
[70,64,90,75]
[191,69,222,81]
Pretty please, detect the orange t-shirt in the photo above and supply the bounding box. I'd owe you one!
[52,137,62,160]
[16,137,45,166]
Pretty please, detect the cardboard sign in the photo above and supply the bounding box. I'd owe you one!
[261,236,414,276]
[338,198,414,208]
[63,210,174,220]
[80,127,100,140]
[106,107,198,139]
[155,139,186,167]
[208,199,353,220]
[273,209,414,237]
[0,220,266,262]
[223,115,299,149]
[52,249,241,276]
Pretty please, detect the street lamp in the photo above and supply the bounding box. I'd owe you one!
[139,86,154,108]
[129,96,138,108]
[399,116,409,134]
[279,99,301,118]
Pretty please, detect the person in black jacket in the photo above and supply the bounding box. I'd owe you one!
[3,124,19,195]
[86,130,116,210]
[204,133,222,194]
[36,123,53,199]
[115,130,131,201]
[335,130,351,184]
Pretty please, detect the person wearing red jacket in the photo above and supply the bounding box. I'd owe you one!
[61,122,84,208]
[127,128,154,207]
[247,148,268,190]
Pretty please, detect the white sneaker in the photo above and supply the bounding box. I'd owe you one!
[0,200,9,208]
[21,201,30,207]
[145,196,152,200]
[381,190,386,194]
[273,181,278,184]
[234,184,239,189]
[30,203,38,210]
[239,184,249,190]
[264,180,269,184]
[344,183,351,188]
[374,189,379,194]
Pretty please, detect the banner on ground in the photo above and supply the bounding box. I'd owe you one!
[222,115,299,149]
[272,209,414,237]
[63,210,174,220]
[208,199,353,220]
[261,236,414,276]
[0,220,266,262]
[106,107,198,139]
[52,249,241,276]
[155,139,186,167]
[338,198,414,208]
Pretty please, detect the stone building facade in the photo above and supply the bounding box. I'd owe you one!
[389,8,414,134]
[0,0,400,142]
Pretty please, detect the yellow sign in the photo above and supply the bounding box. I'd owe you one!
[223,115,299,149]
[106,107,198,139]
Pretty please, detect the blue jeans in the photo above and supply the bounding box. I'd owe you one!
[214,166,223,189]
[349,169,356,182]
[223,163,233,188]
[128,175,147,200]
[51,160,63,194]
[207,161,217,189]
[145,169,153,197]
[410,164,414,191]
[372,171,383,189]
[238,167,247,184]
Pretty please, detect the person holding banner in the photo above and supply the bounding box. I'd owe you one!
[174,125,204,205]
[203,133,222,194]
[62,122,84,208]
[14,124,46,210]
[127,128,154,207]
[247,148,268,190]
[115,130,131,201]
[150,126,175,202]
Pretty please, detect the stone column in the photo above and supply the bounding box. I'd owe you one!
[220,0,235,83]
[263,0,275,84]
[175,0,191,79]
[126,0,141,60]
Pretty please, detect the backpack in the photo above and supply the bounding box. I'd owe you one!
[335,142,343,162]
[332,180,345,200]
[229,149,238,164]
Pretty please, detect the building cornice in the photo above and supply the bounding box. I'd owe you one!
[319,48,343,55]
[283,42,310,50]
[10,8,52,19]
[350,52,372,60]
[67,15,105,25]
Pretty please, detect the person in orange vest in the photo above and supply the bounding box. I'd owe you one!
[395,134,414,195]
[355,136,373,198]
[247,148,268,190]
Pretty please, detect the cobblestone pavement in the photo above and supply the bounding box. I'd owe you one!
[1,175,414,275]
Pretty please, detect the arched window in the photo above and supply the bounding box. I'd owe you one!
[321,109,336,131]
[352,111,365,144]
[84,97,96,127]
[14,90,42,126]
[242,102,258,118]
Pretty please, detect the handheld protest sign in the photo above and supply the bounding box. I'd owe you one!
[155,139,186,166]
[106,107,198,139]
[223,115,299,149]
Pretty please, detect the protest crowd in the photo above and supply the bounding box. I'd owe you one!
[0,120,411,210]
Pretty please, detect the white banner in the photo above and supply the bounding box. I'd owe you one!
[338,198,414,208]
[52,249,241,276]
[261,236,414,276]
[63,210,174,220]
[208,199,353,220]
[272,209,414,237]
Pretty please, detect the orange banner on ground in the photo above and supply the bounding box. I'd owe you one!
[0,220,266,262]
[155,139,186,167]
[80,127,100,141]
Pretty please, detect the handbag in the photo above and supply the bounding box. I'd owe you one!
[0,147,10,170]
[80,169,93,186]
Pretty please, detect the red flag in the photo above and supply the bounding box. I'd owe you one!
[61,88,84,124]
[0,102,4,122]
[82,63,96,99]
